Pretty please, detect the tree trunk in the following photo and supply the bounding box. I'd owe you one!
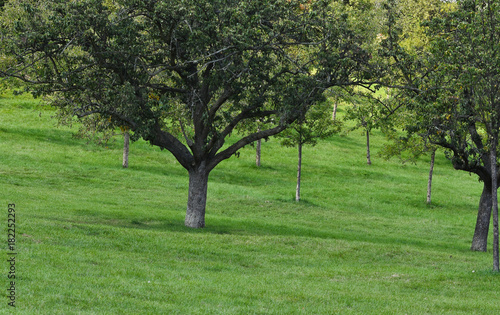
[471,182,493,252]
[332,102,338,121]
[491,140,499,271]
[296,142,302,202]
[185,162,209,228]
[427,149,436,204]
[123,131,130,168]
[256,139,261,167]
[366,130,372,165]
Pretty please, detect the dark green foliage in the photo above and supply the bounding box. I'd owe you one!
[0,0,377,226]
[278,99,340,148]
[0,0,374,165]
[382,0,500,255]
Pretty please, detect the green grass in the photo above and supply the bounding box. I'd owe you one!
[1,92,499,314]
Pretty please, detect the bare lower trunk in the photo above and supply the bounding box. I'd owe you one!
[185,162,209,228]
[471,182,492,252]
[491,142,499,271]
[332,102,338,121]
[427,149,436,204]
[256,139,261,167]
[123,131,130,168]
[296,143,302,202]
[366,130,372,165]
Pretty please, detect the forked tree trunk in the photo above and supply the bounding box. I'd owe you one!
[123,131,130,168]
[185,162,209,228]
[366,130,372,165]
[296,142,302,202]
[471,182,493,252]
[256,139,261,167]
[491,141,499,271]
[427,149,436,204]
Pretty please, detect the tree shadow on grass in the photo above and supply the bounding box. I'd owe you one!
[41,210,469,254]
[3,126,97,149]
[130,163,187,179]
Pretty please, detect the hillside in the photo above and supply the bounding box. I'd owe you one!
[1,93,498,314]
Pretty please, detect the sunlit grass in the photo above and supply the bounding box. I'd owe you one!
[1,92,498,314]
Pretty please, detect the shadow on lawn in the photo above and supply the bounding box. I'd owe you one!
[45,211,467,253]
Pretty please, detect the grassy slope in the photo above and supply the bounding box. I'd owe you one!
[1,93,498,314]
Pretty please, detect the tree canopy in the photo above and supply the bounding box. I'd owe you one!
[383,0,500,260]
[1,0,377,227]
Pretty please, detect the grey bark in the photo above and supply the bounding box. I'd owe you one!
[366,130,372,165]
[123,131,130,168]
[471,182,493,252]
[332,102,338,121]
[256,139,261,167]
[427,149,436,204]
[185,162,209,228]
[491,140,499,271]
[296,142,302,202]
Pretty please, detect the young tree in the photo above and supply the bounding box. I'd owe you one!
[1,0,376,228]
[381,130,439,205]
[256,137,262,167]
[343,90,382,165]
[121,127,130,168]
[278,100,339,201]
[342,86,402,165]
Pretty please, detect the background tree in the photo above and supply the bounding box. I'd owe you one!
[382,0,500,262]
[373,0,450,205]
[381,130,439,204]
[343,88,397,165]
[67,112,131,168]
[1,0,376,228]
[421,0,500,267]
[278,99,340,201]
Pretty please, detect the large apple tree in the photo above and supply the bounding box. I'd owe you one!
[1,0,375,228]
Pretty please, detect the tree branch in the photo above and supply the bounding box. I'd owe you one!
[208,125,286,171]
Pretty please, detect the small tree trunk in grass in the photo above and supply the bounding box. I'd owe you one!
[427,149,436,205]
[366,130,372,165]
[123,131,130,168]
[256,138,261,167]
[471,182,493,252]
[185,162,209,228]
[490,140,499,271]
[296,142,302,202]
[332,102,338,121]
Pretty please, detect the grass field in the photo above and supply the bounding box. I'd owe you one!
[1,92,499,314]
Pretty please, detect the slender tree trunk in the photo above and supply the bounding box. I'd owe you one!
[123,131,130,168]
[256,139,261,167]
[332,102,338,121]
[427,149,436,204]
[296,142,302,202]
[366,130,372,165]
[491,140,499,271]
[471,182,493,252]
[185,162,209,228]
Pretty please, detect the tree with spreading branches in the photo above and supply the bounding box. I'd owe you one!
[382,0,500,268]
[1,0,376,228]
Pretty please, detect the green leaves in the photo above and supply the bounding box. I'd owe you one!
[278,98,340,148]
[384,0,500,175]
[1,0,378,171]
